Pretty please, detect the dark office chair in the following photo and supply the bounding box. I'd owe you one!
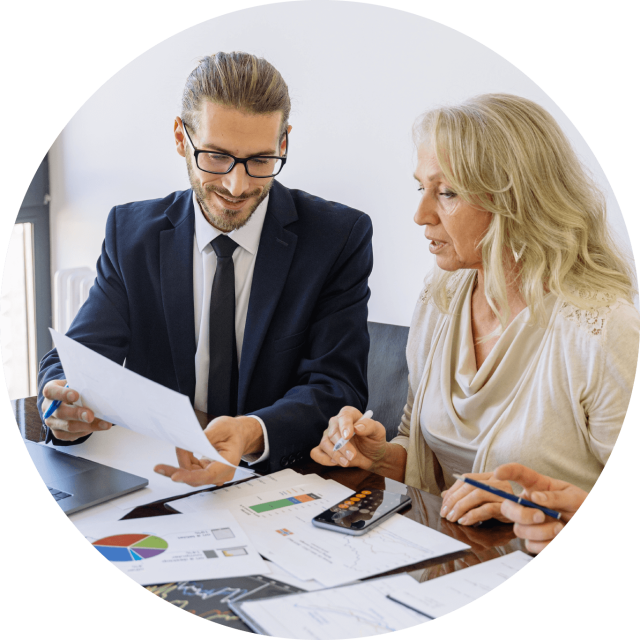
[365,321,410,440]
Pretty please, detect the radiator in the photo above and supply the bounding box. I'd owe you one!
[53,267,96,334]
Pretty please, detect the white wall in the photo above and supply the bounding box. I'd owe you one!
[48,1,633,328]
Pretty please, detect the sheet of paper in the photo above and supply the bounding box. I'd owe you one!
[50,329,252,482]
[168,469,308,514]
[260,560,326,592]
[254,512,470,587]
[78,510,269,585]
[388,550,533,618]
[233,574,428,638]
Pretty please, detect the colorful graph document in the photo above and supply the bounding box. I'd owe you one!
[231,574,428,638]
[388,551,533,618]
[50,329,253,482]
[80,510,268,585]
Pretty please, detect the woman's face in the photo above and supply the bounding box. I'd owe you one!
[413,146,492,272]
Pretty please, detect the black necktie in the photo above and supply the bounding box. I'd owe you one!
[208,235,239,418]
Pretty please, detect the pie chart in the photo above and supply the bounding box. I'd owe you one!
[92,534,168,562]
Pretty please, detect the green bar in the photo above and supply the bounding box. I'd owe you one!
[250,498,295,513]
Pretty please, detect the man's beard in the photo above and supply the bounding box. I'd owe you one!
[186,156,273,232]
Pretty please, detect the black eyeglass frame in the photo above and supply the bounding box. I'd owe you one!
[182,120,288,178]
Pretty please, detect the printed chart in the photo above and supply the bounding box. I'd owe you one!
[93,534,168,562]
[248,493,321,513]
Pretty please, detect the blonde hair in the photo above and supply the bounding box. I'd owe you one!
[413,93,635,327]
[181,51,291,135]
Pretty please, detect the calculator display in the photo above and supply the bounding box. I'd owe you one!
[312,489,411,533]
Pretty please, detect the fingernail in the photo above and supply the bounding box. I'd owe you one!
[339,457,348,466]
[81,412,89,422]
[155,468,166,476]
[447,511,456,521]
[345,450,354,461]
[459,517,468,525]
[440,505,448,517]
[343,430,349,438]
[554,523,564,536]
[66,391,75,401]
[99,421,110,430]
[533,511,545,524]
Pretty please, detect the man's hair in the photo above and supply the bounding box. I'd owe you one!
[413,93,634,328]
[181,51,291,136]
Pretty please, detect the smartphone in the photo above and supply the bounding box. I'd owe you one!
[311,489,412,536]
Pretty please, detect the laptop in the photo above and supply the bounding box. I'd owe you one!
[25,439,149,515]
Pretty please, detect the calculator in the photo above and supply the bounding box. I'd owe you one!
[311,489,412,536]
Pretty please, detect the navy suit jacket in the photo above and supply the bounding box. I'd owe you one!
[38,181,373,472]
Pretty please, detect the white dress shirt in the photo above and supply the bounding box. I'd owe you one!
[192,191,270,464]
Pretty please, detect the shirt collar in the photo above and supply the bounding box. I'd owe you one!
[193,190,269,255]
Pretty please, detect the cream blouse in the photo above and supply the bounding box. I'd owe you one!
[392,270,640,494]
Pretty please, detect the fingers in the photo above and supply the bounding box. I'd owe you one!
[524,539,551,555]
[155,460,235,487]
[353,418,385,439]
[494,463,554,492]
[42,379,111,440]
[528,488,587,514]
[513,520,564,542]
[310,445,338,467]
[43,380,78,403]
[336,406,363,441]
[500,500,547,525]
[441,486,500,522]
[457,502,506,526]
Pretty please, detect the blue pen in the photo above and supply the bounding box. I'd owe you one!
[43,383,70,420]
[453,473,563,521]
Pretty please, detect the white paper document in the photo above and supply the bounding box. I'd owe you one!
[388,550,533,618]
[168,469,310,514]
[79,510,268,585]
[233,574,428,638]
[50,329,252,482]
[255,512,470,587]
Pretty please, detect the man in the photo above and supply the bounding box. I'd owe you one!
[38,52,373,485]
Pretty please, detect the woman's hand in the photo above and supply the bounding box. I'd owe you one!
[494,463,588,554]
[310,406,387,470]
[440,472,514,525]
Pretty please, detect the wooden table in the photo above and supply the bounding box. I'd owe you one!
[16,397,526,582]
[14,396,526,617]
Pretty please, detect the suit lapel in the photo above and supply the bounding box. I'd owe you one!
[238,182,298,410]
[160,191,197,402]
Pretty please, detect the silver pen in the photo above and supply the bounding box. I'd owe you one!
[333,410,373,452]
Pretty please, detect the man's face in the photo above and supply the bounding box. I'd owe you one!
[175,102,289,232]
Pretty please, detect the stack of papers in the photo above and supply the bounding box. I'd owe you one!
[231,551,533,638]
[232,574,429,638]
[388,551,533,618]
[168,470,470,588]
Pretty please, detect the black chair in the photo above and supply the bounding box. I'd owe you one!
[365,321,410,440]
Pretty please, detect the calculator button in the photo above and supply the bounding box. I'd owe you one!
[359,508,370,514]
[362,490,372,495]
[348,506,359,511]
[356,493,366,498]
[350,497,360,502]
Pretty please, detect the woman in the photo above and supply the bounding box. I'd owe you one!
[311,94,639,526]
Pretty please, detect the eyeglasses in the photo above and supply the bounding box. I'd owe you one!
[182,121,288,178]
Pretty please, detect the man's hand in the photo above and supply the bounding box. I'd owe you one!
[440,472,514,525]
[154,416,264,487]
[495,463,588,554]
[42,379,112,441]
[310,406,387,470]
